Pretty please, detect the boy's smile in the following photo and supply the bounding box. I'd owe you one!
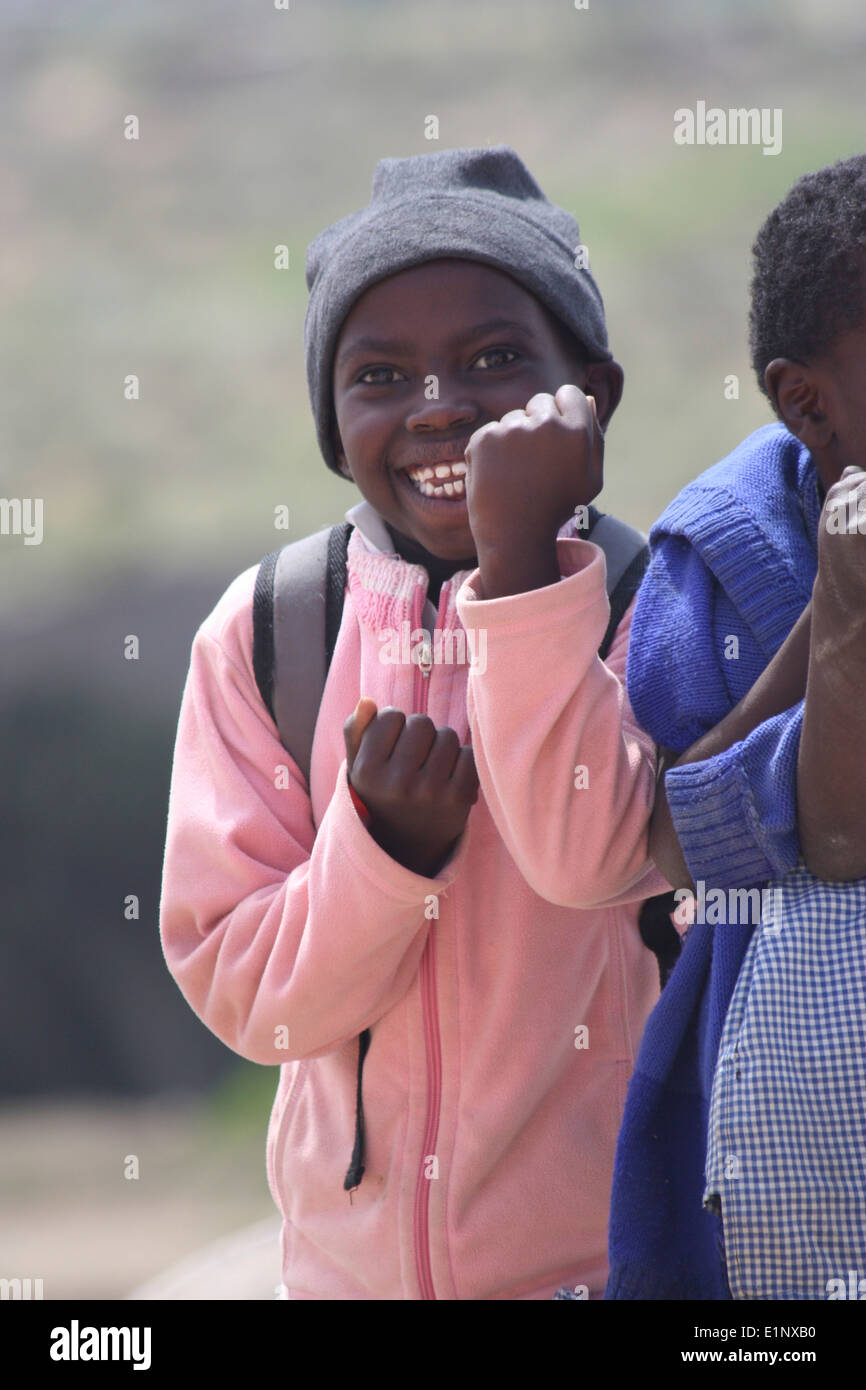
[331,258,622,565]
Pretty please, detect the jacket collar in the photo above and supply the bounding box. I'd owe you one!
[344,499,398,555]
[343,499,479,632]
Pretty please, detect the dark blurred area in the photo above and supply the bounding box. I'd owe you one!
[0,566,238,1096]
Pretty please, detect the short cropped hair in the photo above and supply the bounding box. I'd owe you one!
[750,153,866,399]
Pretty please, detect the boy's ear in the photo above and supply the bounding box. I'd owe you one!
[583,360,624,431]
[764,358,833,450]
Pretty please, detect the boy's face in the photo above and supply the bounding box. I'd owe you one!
[331,258,622,564]
[766,268,866,493]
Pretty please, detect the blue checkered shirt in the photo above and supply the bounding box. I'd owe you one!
[705,863,866,1299]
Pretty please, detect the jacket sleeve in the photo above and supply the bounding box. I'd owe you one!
[455,536,671,910]
[627,538,803,889]
[159,569,469,1066]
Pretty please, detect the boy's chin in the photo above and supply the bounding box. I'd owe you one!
[386,473,477,563]
[413,533,478,567]
[386,515,477,569]
[427,541,478,567]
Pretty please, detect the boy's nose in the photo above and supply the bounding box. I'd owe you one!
[405,394,478,431]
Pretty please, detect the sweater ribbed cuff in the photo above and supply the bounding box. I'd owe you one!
[664,747,778,890]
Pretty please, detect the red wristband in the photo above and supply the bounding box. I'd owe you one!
[348,780,372,826]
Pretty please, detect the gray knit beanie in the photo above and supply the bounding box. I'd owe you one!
[304,145,612,474]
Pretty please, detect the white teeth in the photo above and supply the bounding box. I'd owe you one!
[406,460,467,487]
[404,468,466,498]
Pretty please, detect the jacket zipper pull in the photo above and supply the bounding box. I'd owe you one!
[418,637,433,677]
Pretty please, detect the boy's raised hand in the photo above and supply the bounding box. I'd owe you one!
[344,698,479,878]
[816,466,866,617]
[798,468,866,880]
[463,383,604,599]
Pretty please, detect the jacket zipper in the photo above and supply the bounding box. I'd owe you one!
[412,579,444,1301]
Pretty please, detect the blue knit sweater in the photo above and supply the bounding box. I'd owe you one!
[605,422,823,1300]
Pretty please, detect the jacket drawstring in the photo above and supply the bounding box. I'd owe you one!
[321,527,374,1197]
[343,1027,371,1194]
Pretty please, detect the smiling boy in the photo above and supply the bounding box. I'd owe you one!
[330,258,626,879]
[160,146,669,1299]
[330,257,620,582]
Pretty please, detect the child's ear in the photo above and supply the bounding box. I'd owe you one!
[764,358,833,450]
[583,360,624,431]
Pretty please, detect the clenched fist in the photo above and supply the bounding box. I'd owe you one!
[464,383,604,598]
[344,698,479,877]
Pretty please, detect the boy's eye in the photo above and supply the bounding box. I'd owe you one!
[472,347,519,370]
[357,365,403,385]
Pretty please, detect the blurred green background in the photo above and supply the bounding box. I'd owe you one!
[1,0,864,1296]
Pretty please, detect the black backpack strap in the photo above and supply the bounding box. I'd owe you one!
[599,544,652,662]
[324,522,353,667]
[583,507,651,662]
[252,549,280,720]
[252,521,367,1194]
[252,522,352,788]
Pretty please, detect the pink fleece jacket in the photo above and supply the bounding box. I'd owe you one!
[159,501,671,1300]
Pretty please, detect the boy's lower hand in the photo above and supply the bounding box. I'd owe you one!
[344,699,479,877]
[464,384,604,599]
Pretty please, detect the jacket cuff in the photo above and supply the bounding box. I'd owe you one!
[334,759,470,897]
[457,537,604,632]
